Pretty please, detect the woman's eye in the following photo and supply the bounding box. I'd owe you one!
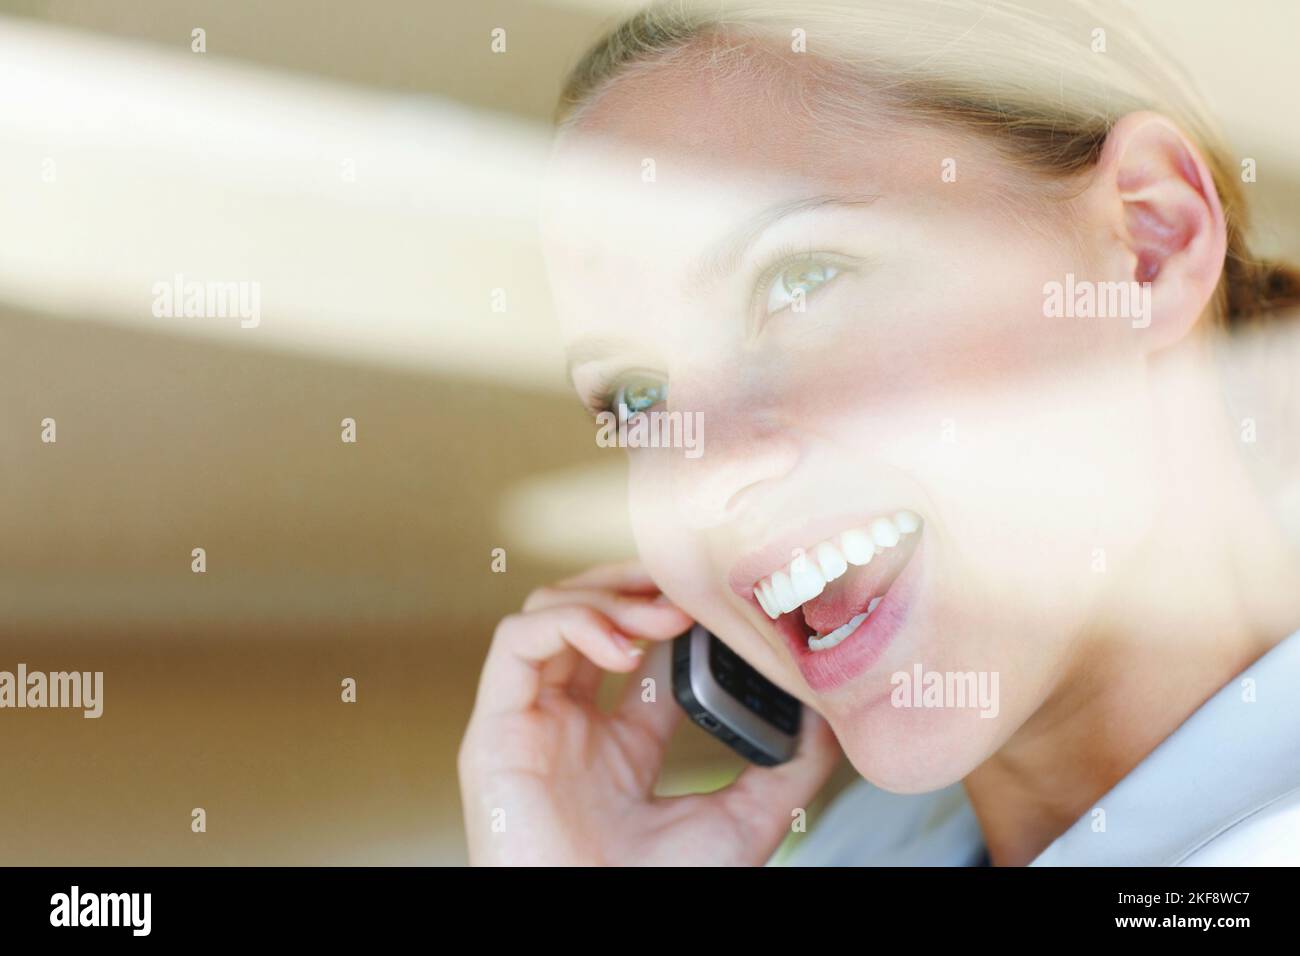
[611,378,667,418]
[765,260,840,315]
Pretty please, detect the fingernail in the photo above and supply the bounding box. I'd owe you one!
[611,632,643,657]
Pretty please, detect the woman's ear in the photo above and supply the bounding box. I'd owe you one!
[1086,111,1227,350]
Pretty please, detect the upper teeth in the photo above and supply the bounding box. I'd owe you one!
[752,510,921,621]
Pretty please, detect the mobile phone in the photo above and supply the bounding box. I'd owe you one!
[671,623,802,766]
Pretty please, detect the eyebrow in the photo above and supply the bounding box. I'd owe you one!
[689,192,880,289]
[564,192,880,384]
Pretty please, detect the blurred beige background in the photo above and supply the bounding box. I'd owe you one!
[1,0,1297,864]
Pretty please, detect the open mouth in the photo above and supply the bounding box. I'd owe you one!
[734,510,925,691]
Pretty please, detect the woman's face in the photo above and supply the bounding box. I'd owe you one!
[541,55,1159,791]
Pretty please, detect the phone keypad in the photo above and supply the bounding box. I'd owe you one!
[709,638,800,735]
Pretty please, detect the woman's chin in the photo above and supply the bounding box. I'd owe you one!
[832,704,1005,795]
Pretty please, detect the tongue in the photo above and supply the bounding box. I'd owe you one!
[800,535,916,634]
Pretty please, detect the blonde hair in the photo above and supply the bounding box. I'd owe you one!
[558,0,1300,325]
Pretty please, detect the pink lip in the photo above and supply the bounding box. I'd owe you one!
[771,531,924,693]
[726,510,906,600]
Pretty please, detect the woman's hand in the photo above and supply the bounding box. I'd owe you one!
[458,561,842,865]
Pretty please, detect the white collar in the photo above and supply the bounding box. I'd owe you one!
[1032,629,1300,865]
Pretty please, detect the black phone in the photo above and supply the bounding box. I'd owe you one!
[671,624,802,766]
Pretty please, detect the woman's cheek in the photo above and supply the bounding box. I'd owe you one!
[627,452,797,685]
[627,451,697,591]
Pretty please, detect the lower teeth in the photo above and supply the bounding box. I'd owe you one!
[807,597,882,651]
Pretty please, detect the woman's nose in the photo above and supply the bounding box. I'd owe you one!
[667,398,802,529]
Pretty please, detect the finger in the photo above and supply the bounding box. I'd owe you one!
[473,605,643,718]
[691,707,842,855]
[613,640,683,746]
[522,586,693,641]
[567,656,608,701]
[553,560,663,594]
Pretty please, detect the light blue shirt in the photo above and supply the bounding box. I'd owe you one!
[786,630,1300,866]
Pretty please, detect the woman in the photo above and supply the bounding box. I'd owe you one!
[458,0,1300,865]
